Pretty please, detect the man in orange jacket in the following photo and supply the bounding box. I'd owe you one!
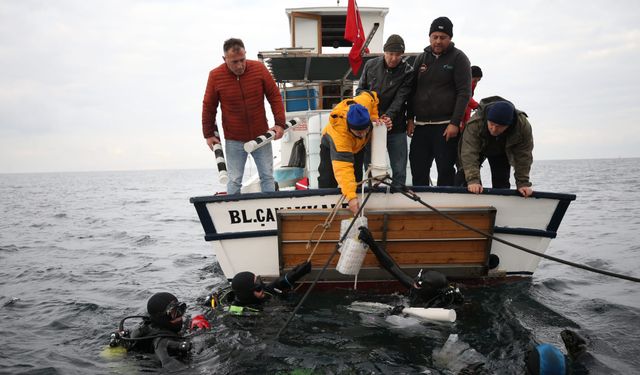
[202,38,286,194]
[318,91,379,215]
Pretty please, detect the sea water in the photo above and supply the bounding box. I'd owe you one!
[1,159,639,374]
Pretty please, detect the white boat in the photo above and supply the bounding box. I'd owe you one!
[190,6,575,287]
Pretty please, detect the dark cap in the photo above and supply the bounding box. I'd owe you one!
[471,65,483,78]
[346,103,372,130]
[429,16,453,38]
[486,101,516,126]
[383,34,405,53]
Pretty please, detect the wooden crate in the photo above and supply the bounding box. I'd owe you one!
[277,207,496,278]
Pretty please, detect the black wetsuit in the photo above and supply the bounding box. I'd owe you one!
[128,320,189,370]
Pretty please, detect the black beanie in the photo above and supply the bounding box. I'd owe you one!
[232,271,258,305]
[429,16,453,38]
[486,101,516,126]
[383,34,405,52]
[471,65,483,78]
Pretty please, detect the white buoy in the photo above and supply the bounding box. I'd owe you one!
[402,307,457,322]
[243,118,301,153]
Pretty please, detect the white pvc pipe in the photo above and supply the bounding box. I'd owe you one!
[402,307,457,322]
[370,122,388,178]
[243,118,301,153]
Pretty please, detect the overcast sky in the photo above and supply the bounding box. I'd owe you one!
[1,0,639,173]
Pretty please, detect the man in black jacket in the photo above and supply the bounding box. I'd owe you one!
[408,17,471,186]
[358,34,414,186]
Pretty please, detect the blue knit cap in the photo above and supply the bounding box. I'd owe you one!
[346,103,371,130]
[486,101,516,126]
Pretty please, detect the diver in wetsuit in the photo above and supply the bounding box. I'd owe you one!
[207,261,312,314]
[357,226,463,308]
[109,292,211,370]
[525,329,610,375]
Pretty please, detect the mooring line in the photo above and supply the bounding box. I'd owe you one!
[378,176,640,283]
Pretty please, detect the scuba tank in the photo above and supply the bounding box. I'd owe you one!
[105,315,191,359]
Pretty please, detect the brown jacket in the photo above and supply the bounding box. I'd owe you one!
[460,97,534,188]
[202,60,285,142]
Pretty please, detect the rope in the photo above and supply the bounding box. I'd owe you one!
[377,175,640,283]
[305,195,345,262]
[276,188,376,338]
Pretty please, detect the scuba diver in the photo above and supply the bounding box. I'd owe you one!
[525,329,609,375]
[357,226,463,308]
[108,292,211,371]
[206,261,312,315]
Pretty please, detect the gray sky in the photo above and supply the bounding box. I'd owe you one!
[1,0,639,173]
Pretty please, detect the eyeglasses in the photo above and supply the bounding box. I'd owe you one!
[253,276,265,293]
[165,300,187,320]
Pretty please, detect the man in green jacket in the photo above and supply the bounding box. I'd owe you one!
[459,97,534,197]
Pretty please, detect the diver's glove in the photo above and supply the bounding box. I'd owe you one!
[357,226,376,247]
[189,314,211,331]
[285,261,312,285]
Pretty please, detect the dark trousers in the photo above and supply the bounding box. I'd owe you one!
[457,153,511,188]
[318,144,364,188]
[409,124,458,186]
[485,153,511,188]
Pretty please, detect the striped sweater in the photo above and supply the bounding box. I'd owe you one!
[202,60,285,142]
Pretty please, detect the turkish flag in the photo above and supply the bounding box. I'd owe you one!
[344,0,367,74]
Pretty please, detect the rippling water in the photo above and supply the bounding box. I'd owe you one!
[1,159,639,374]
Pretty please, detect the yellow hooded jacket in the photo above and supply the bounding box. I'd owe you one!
[321,91,379,201]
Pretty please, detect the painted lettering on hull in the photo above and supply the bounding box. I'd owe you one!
[228,203,348,226]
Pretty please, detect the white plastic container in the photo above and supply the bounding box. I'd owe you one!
[336,237,368,275]
[339,216,368,243]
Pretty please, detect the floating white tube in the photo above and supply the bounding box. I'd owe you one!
[212,131,228,185]
[402,307,457,322]
[370,122,388,178]
[243,118,301,153]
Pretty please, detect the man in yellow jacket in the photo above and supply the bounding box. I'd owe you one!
[318,91,379,215]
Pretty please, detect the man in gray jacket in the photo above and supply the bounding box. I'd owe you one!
[459,97,534,197]
[408,17,471,186]
[358,34,414,186]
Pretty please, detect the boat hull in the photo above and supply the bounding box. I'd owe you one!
[191,186,575,284]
